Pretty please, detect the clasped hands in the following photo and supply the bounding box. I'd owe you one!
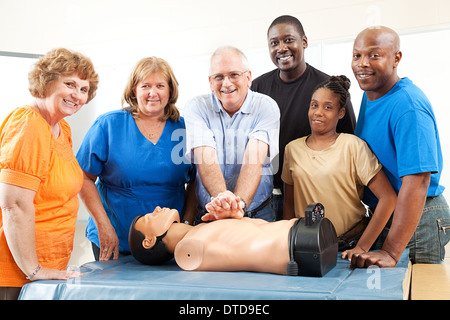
[202,190,245,221]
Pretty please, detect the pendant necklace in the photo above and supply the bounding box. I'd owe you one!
[138,118,165,140]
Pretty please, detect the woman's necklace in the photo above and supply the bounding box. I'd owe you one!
[137,117,166,141]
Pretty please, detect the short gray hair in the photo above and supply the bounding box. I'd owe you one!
[209,46,249,75]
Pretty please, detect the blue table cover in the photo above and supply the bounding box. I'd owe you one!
[19,250,410,300]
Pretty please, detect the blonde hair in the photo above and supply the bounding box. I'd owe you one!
[28,48,99,103]
[122,57,180,121]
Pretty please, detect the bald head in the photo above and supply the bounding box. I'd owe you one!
[355,26,400,53]
[352,26,402,100]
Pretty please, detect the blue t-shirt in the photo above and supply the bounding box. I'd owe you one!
[355,78,445,207]
[76,110,195,253]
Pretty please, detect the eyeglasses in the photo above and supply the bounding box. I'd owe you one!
[209,71,248,83]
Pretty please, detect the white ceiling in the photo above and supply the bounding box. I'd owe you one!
[0,0,387,55]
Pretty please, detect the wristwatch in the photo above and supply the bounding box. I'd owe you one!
[240,199,248,217]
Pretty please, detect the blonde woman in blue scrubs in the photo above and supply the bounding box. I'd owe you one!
[77,57,196,261]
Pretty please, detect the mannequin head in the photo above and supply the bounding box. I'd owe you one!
[128,207,180,265]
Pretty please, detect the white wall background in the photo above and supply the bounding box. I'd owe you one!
[1,0,450,223]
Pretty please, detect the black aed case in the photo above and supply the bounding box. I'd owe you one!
[287,203,338,277]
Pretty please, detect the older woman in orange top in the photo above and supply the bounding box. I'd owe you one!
[0,48,99,300]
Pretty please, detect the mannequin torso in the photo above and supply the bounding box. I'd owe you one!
[174,218,296,274]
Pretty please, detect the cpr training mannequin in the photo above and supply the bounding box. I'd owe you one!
[128,196,337,276]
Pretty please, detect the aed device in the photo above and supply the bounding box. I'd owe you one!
[287,203,338,277]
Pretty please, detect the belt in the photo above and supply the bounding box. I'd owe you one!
[245,195,273,217]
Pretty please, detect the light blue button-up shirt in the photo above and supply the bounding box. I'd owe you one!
[184,89,280,211]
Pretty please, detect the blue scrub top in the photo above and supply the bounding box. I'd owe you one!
[76,109,195,253]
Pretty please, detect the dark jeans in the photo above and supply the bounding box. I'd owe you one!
[372,194,450,264]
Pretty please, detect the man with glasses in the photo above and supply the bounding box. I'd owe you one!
[184,46,280,224]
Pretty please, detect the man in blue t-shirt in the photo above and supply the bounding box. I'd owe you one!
[352,26,450,267]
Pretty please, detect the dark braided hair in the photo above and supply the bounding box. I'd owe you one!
[314,75,351,109]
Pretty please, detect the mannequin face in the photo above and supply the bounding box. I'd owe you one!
[134,207,180,249]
